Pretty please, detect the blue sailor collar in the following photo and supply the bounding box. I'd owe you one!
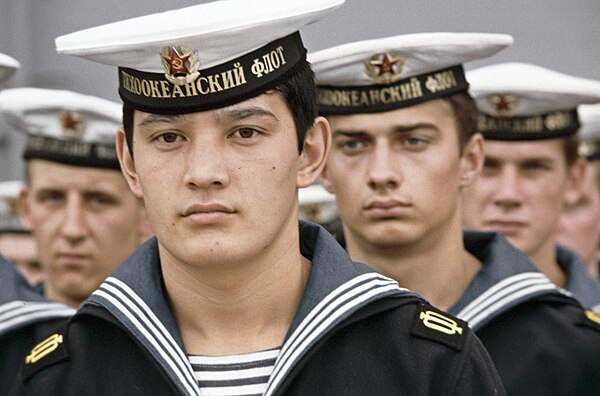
[85,221,413,396]
[0,255,75,337]
[448,231,567,331]
[556,244,600,313]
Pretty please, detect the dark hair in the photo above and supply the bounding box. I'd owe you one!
[122,59,317,157]
[441,91,479,152]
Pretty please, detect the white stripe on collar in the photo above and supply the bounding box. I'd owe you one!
[0,300,75,335]
[92,277,200,396]
[457,272,558,329]
[265,273,404,395]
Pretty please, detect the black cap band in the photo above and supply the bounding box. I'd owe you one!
[316,64,469,115]
[478,109,580,141]
[579,140,600,160]
[118,32,306,115]
[24,135,120,170]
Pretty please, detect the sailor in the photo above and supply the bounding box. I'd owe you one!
[0,52,74,390]
[0,180,43,287]
[10,1,504,394]
[0,87,152,308]
[556,103,600,278]
[462,62,600,312]
[311,35,600,394]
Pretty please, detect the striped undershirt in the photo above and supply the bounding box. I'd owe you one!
[189,347,280,396]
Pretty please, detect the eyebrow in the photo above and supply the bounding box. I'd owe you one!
[214,106,280,122]
[332,122,440,138]
[136,114,190,129]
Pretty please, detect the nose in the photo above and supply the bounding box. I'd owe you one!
[60,194,87,242]
[367,145,401,192]
[493,167,522,210]
[182,138,230,190]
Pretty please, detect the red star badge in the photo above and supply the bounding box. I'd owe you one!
[366,52,403,84]
[163,49,191,76]
[60,111,82,131]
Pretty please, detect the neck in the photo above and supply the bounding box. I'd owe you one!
[527,237,567,288]
[346,215,479,311]
[162,226,310,356]
[44,285,82,308]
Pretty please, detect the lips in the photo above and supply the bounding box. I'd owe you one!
[55,252,91,267]
[181,202,235,225]
[484,219,527,235]
[364,199,412,219]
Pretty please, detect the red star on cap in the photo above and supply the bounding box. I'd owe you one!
[494,96,511,112]
[370,53,400,77]
[60,111,82,130]
[163,49,191,76]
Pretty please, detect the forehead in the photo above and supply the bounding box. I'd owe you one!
[27,159,128,190]
[484,139,566,162]
[326,98,456,133]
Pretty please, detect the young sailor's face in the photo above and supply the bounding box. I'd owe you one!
[321,99,477,249]
[122,93,318,269]
[462,139,575,258]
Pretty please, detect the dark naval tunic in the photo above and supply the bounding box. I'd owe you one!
[0,255,74,390]
[450,231,600,395]
[556,244,600,312]
[11,222,504,395]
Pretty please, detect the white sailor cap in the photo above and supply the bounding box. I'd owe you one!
[0,181,26,234]
[578,104,600,159]
[467,62,600,140]
[298,184,338,224]
[0,88,122,169]
[0,52,20,85]
[308,32,513,115]
[55,0,344,115]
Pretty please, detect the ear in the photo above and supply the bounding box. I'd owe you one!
[459,132,485,188]
[297,116,331,188]
[116,128,144,198]
[18,185,33,230]
[564,157,586,206]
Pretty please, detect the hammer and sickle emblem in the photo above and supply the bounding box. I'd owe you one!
[26,333,64,364]
[420,310,463,335]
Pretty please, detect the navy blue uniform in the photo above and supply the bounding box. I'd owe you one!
[556,244,600,312]
[450,232,600,395]
[0,255,74,390]
[11,223,504,395]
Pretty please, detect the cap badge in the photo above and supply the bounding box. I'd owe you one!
[161,45,200,86]
[366,52,403,84]
[60,111,86,140]
[488,94,520,116]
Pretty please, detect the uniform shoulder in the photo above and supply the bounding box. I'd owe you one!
[20,323,70,384]
[409,302,469,351]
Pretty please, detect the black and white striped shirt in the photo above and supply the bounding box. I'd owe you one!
[189,348,280,396]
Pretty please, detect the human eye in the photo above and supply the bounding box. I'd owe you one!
[403,136,428,149]
[87,192,118,210]
[155,131,183,144]
[230,127,261,139]
[481,158,501,177]
[36,190,64,205]
[335,137,366,154]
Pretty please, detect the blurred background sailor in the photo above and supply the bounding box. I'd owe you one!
[462,63,600,311]
[298,183,343,243]
[0,88,152,308]
[557,104,600,279]
[0,180,43,287]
